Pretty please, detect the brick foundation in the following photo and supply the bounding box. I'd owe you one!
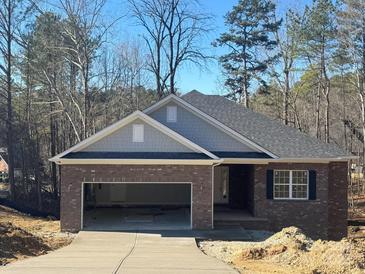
[60,165,213,232]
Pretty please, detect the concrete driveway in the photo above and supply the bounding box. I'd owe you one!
[1,231,237,274]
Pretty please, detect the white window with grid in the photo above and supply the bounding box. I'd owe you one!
[273,170,309,200]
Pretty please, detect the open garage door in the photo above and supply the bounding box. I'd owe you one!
[82,182,192,230]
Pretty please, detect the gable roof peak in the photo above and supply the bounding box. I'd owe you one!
[50,108,218,162]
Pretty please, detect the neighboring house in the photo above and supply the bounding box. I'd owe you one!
[0,154,8,182]
[51,91,354,240]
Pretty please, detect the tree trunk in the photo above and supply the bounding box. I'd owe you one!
[83,63,90,139]
[242,84,249,108]
[6,0,15,201]
[242,54,249,108]
[324,83,330,143]
[360,92,365,165]
[315,83,321,139]
[49,86,58,199]
[156,38,163,98]
[34,133,42,212]
[283,69,290,125]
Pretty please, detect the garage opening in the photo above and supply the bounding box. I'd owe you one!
[82,182,191,230]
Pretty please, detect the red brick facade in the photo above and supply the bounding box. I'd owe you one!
[60,165,213,232]
[253,162,348,240]
[60,162,348,240]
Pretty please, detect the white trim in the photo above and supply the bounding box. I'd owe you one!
[273,170,309,200]
[144,94,278,158]
[50,110,218,162]
[222,158,272,164]
[222,157,354,164]
[54,159,222,165]
[55,157,353,165]
[81,181,193,230]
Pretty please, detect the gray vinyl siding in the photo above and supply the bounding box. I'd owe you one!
[149,103,257,152]
[82,119,193,152]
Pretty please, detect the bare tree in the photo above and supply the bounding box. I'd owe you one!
[338,0,365,161]
[129,0,211,97]
[59,0,107,139]
[0,0,34,200]
[271,10,301,125]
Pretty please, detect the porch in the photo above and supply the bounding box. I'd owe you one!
[213,164,269,230]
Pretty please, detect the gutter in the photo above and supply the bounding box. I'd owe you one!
[52,158,223,165]
[222,156,357,164]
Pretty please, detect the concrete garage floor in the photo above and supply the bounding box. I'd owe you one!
[1,231,238,274]
[83,207,191,231]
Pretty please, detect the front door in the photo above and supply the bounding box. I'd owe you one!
[228,165,246,209]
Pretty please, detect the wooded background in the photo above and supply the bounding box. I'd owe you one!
[0,0,364,216]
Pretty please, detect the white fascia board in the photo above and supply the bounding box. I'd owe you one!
[143,94,175,113]
[144,94,278,159]
[55,159,223,165]
[271,157,356,163]
[222,157,355,164]
[50,110,218,162]
[222,158,271,164]
[49,111,142,161]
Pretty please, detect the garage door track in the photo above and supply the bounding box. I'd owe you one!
[1,231,237,274]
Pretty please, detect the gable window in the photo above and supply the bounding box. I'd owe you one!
[132,124,144,142]
[167,106,177,122]
[273,170,308,200]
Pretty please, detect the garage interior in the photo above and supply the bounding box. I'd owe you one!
[83,183,191,230]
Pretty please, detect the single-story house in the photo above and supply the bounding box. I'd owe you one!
[50,91,354,240]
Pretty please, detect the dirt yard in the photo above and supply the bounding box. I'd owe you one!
[0,205,75,265]
[199,226,365,274]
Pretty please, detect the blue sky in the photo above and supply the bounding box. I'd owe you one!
[104,0,310,95]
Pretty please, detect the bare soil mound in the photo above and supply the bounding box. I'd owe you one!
[199,226,365,274]
[0,205,74,265]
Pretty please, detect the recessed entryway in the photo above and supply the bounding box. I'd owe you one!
[82,182,192,230]
[214,164,257,228]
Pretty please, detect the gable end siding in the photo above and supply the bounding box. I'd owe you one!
[81,119,193,153]
[150,103,258,152]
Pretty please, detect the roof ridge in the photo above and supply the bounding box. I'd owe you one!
[182,91,352,158]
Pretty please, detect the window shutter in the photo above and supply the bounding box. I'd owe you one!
[266,169,274,199]
[308,170,316,200]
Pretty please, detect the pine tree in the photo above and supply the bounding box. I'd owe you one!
[337,0,365,160]
[301,0,337,143]
[214,0,281,108]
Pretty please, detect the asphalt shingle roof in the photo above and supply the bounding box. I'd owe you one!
[182,91,351,158]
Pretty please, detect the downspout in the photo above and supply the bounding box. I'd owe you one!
[211,160,223,229]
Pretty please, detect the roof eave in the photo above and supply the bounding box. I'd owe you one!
[223,156,356,164]
[49,110,219,162]
[53,158,223,165]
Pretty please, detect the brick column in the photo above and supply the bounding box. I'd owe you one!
[328,162,348,240]
[60,165,84,232]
